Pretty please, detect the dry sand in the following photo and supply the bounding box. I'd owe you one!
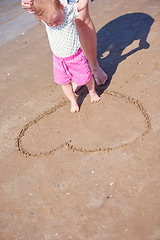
[0,0,160,239]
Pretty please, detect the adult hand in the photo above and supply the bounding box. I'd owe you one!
[21,0,34,13]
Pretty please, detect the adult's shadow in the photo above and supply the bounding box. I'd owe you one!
[77,12,154,106]
[96,12,154,93]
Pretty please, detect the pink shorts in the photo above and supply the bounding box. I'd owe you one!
[53,48,92,86]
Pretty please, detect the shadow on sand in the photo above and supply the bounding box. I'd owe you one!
[77,12,154,107]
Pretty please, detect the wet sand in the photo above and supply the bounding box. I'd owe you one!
[0,0,37,46]
[0,0,160,239]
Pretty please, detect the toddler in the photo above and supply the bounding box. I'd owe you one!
[33,0,100,112]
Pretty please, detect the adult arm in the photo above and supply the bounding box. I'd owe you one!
[76,0,89,12]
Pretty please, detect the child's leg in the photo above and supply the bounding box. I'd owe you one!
[61,83,79,113]
[71,81,78,92]
[86,77,101,103]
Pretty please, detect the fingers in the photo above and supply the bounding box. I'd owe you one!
[21,0,33,9]
[21,0,34,13]
[21,0,33,5]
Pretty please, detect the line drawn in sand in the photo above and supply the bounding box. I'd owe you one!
[16,90,152,158]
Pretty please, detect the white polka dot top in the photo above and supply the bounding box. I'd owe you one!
[44,4,80,58]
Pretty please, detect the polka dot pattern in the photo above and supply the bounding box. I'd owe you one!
[45,5,80,58]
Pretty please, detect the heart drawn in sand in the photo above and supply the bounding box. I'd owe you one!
[16,90,151,158]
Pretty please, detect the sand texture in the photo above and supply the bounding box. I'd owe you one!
[0,0,160,239]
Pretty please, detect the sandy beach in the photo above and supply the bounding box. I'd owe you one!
[0,0,160,239]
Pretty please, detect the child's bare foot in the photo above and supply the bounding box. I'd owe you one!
[70,101,79,113]
[90,91,101,103]
[92,65,108,85]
